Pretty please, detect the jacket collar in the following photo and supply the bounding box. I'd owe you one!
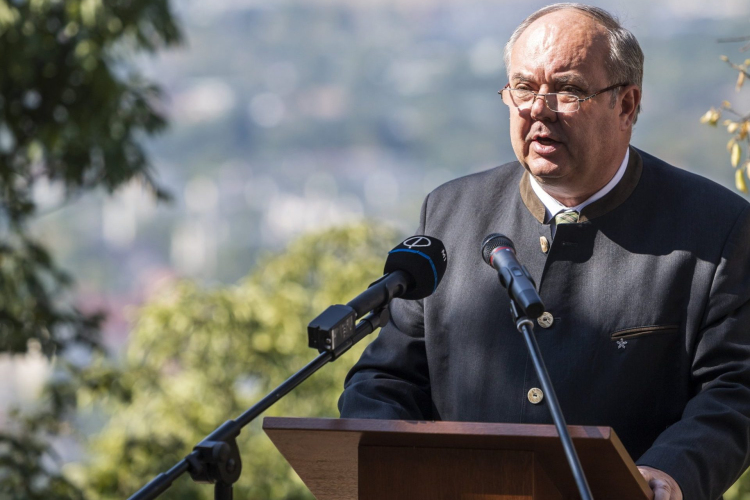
[519,146,643,223]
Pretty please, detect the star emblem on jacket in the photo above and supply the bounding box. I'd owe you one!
[617,339,628,350]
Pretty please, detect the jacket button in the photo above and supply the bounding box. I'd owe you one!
[537,312,554,328]
[528,388,544,404]
[540,236,550,254]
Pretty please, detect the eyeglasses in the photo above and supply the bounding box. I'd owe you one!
[498,82,628,113]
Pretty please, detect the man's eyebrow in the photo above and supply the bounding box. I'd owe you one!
[508,73,590,89]
[554,75,589,88]
[509,73,532,83]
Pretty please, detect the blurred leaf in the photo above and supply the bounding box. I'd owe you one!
[0,430,86,500]
[731,142,742,167]
[701,108,721,125]
[737,71,746,91]
[736,167,747,192]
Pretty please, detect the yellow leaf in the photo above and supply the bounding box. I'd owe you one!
[722,100,732,108]
[731,142,742,168]
[745,59,750,67]
[736,168,748,193]
[721,55,729,62]
[728,122,739,133]
[700,108,721,125]
[737,71,746,92]
[746,161,750,178]
[701,110,719,125]
[728,138,737,151]
[741,122,750,140]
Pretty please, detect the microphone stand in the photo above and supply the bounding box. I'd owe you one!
[128,306,391,500]
[509,300,594,500]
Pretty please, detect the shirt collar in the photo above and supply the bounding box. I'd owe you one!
[528,148,630,223]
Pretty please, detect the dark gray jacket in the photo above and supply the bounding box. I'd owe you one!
[339,147,750,500]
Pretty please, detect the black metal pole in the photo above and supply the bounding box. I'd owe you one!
[214,482,232,500]
[511,301,594,500]
[235,351,333,427]
[129,460,191,500]
[128,308,387,500]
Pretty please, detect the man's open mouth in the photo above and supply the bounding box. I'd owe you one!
[534,137,559,145]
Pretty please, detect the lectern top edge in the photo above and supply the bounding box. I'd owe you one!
[263,416,613,441]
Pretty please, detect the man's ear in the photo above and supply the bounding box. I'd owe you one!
[619,85,641,130]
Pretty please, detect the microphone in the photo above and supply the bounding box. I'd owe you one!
[481,233,544,318]
[308,235,447,354]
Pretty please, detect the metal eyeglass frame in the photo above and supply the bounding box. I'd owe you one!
[498,82,629,113]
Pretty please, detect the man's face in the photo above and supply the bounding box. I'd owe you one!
[507,10,626,197]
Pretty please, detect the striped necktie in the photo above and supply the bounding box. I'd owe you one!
[554,210,580,225]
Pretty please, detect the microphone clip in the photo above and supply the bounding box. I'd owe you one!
[307,303,390,359]
[307,304,357,354]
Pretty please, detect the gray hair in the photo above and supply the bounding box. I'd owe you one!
[503,3,644,122]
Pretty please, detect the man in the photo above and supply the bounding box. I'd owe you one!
[339,4,750,500]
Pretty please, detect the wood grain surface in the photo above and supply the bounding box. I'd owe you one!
[263,417,652,500]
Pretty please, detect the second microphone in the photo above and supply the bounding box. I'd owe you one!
[481,233,544,318]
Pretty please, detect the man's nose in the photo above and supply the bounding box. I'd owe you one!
[530,94,557,122]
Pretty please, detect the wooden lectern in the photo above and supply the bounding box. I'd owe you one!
[263,417,652,500]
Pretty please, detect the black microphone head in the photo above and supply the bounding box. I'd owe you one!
[481,233,515,265]
[384,235,447,300]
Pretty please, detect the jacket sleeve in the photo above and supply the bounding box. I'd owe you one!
[337,296,433,420]
[636,205,750,500]
[338,194,434,420]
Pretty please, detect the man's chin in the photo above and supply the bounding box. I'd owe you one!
[525,158,568,181]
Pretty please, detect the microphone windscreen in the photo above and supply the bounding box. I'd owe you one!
[481,233,515,265]
[384,235,447,300]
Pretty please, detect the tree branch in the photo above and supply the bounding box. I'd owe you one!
[723,58,750,79]
[718,35,750,43]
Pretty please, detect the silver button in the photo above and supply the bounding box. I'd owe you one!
[537,312,554,328]
[540,236,550,254]
[528,388,544,404]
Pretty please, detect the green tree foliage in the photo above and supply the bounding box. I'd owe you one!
[69,224,396,499]
[700,37,750,193]
[728,475,750,500]
[0,425,86,500]
[0,0,179,354]
[0,0,180,497]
